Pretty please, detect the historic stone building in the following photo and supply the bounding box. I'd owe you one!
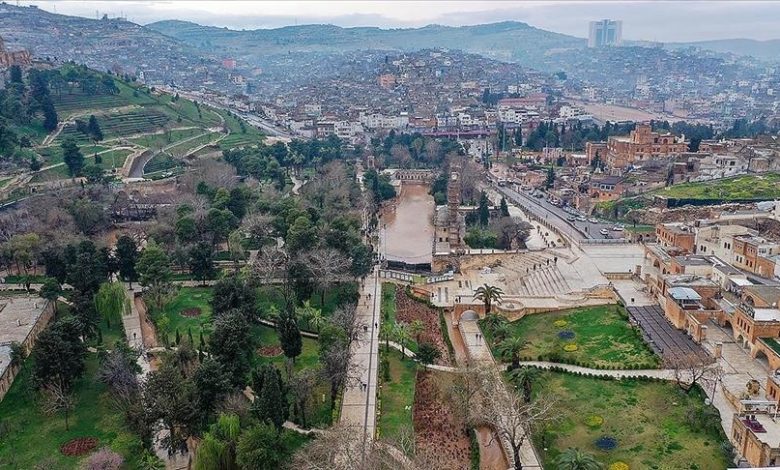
[606,123,687,169]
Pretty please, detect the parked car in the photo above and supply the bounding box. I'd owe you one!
[600,228,609,235]
[612,226,624,232]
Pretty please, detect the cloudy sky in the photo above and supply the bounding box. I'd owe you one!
[23,1,780,42]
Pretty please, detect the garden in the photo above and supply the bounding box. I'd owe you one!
[654,172,780,200]
[531,370,731,470]
[482,305,660,369]
[0,354,145,469]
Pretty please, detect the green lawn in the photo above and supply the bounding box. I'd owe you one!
[532,371,731,470]
[378,348,417,442]
[0,354,144,469]
[656,173,780,200]
[485,305,659,369]
[153,287,214,342]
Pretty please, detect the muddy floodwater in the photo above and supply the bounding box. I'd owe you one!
[380,183,434,265]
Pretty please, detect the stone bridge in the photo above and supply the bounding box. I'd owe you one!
[392,169,436,182]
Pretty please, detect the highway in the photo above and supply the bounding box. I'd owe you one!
[496,185,621,241]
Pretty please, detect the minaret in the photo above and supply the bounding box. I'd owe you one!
[447,170,461,248]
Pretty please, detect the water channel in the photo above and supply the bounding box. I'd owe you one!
[380,183,435,266]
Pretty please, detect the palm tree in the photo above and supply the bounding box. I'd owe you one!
[473,284,503,314]
[409,319,425,344]
[497,336,526,370]
[296,300,324,333]
[493,321,511,343]
[194,413,241,470]
[393,322,411,359]
[509,366,540,403]
[555,448,603,470]
[380,322,394,352]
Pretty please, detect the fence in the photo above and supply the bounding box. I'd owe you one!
[379,269,454,285]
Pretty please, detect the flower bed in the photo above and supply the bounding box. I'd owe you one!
[180,307,202,317]
[394,286,451,365]
[60,437,99,456]
[563,343,578,352]
[584,415,604,428]
[609,462,629,470]
[595,436,618,451]
[557,330,575,340]
[553,319,568,328]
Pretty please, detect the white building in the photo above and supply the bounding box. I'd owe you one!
[588,19,623,48]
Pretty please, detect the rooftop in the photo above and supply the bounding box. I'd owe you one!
[668,286,702,301]
[0,296,50,381]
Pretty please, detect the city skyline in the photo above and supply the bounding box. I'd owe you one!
[20,0,780,42]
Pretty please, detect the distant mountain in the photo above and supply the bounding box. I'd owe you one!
[665,38,780,62]
[146,20,585,68]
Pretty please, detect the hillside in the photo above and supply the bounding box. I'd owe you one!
[665,38,780,62]
[0,4,215,87]
[0,64,263,202]
[146,20,585,67]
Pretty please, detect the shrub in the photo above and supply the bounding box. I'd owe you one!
[585,415,604,428]
[595,436,618,451]
[563,343,578,352]
[557,330,575,340]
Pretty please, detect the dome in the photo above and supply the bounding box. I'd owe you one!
[460,310,479,321]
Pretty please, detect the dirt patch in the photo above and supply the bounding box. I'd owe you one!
[180,307,202,317]
[135,296,159,348]
[413,370,470,468]
[258,345,282,357]
[60,437,99,456]
[394,286,451,366]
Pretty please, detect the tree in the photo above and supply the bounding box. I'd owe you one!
[42,98,58,132]
[136,240,173,310]
[236,422,292,470]
[498,337,526,370]
[211,275,255,319]
[97,345,141,403]
[87,115,104,142]
[143,361,199,454]
[85,447,124,470]
[296,300,324,333]
[278,309,302,365]
[393,322,411,359]
[9,65,22,84]
[509,366,540,403]
[193,413,241,470]
[555,448,603,470]
[39,277,62,313]
[318,323,353,409]
[288,368,317,429]
[194,358,232,420]
[407,319,424,344]
[32,317,87,392]
[115,235,138,287]
[499,197,510,217]
[301,248,350,306]
[668,356,723,395]
[95,282,125,330]
[41,381,76,431]
[416,342,441,368]
[82,165,104,184]
[478,191,490,226]
[251,365,286,430]
[209,310,253,387]
[62,138,84,177]
[545,165,555,189]
[189,242,215,285]
[473,284,503,313]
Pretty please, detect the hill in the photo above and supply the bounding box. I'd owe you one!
[146,19,585,67]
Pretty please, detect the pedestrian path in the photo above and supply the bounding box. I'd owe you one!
[339,268,382,448]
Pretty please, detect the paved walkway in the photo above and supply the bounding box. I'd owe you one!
[339,267,382,449]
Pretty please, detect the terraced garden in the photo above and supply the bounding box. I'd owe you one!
[654,173,780,200]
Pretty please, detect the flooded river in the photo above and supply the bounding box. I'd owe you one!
[380,183,435,265]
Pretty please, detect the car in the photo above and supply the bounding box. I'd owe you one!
[576,216,587,222]
[600,228,609,235]
[534,193,544,198]
[567,215,576,221]
[588,218,598,224]
[612,226,624,232]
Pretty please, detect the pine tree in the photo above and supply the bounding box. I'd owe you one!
[251,366,286,429]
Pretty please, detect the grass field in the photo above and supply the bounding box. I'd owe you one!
[153,287,214,342]
[378,349,417,442]
[485,305,659,369]
[656,173,780,200]
[532,371,730,470]
[0,354,145,469]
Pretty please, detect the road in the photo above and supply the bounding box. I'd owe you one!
[497,185,620,241]
[236,112,293,139]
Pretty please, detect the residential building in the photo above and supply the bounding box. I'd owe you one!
[588,19,623,48]
[605,124,688,169]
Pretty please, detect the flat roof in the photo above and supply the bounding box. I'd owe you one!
[668,286,702,301]
[0,296,49,381]
[752,308,780,322]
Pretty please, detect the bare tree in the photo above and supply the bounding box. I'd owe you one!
[289,368,319,429]
[439,363,490,430]
[330,305,365,351]
[301,247,352,305]
[41,382,76,431]
[478,374,557,470]
[668,356,722,395]
[241,213,274,246]
[97,347,141,404]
